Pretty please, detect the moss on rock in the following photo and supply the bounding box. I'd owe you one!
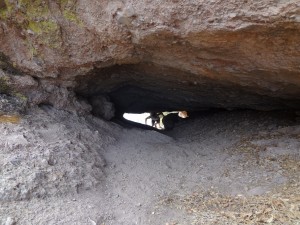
[27,20,59,35]
[0,0,62,51]
[0,0,84,54]
[0,0,12,19]
[0,73,28,115]
[0,53,21,75]
[63,9,83,26]
[0,76,10,94]
[59,0,83,26]
[0,93,27,115]
[0,0,7,10]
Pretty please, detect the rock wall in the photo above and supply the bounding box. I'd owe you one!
[0,0,299,114]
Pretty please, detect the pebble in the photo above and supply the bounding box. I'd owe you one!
[27,29,34,35]
[4,217,15,225]
[41,159,48,166]
[88,218,96,225]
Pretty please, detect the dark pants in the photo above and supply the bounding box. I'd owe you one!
[162,113,179,130]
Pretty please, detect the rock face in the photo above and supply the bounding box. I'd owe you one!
[90,95,115,120]
[0,0,300,115]
[0,106,115,201]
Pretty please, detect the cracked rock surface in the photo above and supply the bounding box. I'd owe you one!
[0,0,299,112]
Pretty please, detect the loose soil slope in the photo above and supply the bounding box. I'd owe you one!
[0,107,299,225]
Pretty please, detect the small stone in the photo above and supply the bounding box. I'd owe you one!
[88,218,97,225]
[228,13,237,18]
[41,159,48,166]
[27,29,34,35]
[294,15,300,22]
[5,217,16,225]
[9,157,21,166]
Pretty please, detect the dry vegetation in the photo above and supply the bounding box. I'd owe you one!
[160,130,300,225]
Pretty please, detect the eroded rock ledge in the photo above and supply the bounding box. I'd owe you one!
[0,0,299,116]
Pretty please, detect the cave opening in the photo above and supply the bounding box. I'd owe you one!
[123,113,151,126]
[74,63,300,130]
[123,111,189,130]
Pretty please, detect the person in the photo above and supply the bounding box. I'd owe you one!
[162,111,189,130]
[145,112,163,129]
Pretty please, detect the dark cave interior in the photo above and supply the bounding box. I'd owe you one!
[74,63,300,128]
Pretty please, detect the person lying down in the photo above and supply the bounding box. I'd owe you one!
[145,111,188,130]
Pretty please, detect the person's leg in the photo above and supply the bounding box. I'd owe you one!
[162,114,177,130]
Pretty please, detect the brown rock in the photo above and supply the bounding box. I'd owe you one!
[0,0,299,113]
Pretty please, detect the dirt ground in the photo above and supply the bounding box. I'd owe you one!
[0,107,299,225]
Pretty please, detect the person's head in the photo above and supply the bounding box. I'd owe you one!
[178,111,188,118]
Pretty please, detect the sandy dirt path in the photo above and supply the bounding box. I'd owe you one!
[0,108,299,225]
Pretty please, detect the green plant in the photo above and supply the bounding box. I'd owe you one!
[0,76,10,94]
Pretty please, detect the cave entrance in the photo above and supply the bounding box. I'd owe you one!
[123,112,165,130]
[123,111,189,130]
[123,112,152,126]
[74,63,300,129]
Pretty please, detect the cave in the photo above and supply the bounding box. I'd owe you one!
[74,62,300,129]
[1,1,300,223]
